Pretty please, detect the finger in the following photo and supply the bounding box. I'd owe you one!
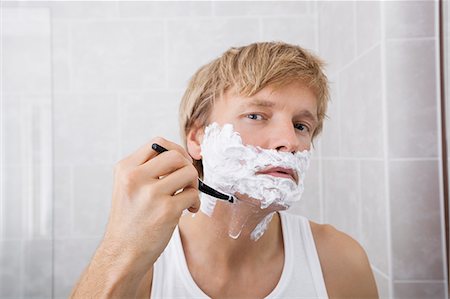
[120,137,192,168]
[137,150,193,180]
[156,164,198,195]
[172,187,200,213]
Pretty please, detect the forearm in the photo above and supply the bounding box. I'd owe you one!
[70,240,154,299]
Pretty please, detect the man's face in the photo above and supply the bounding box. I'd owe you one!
[208,81,318,153]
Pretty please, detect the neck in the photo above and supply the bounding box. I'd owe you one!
[178,199,284,267]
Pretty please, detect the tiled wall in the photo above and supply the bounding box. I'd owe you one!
[1,1,447,298]
[311,1,446,298]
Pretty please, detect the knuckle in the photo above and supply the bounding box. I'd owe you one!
[150,136,166,145]
[145,184,158,199]
[187,187,200,198]
[187,166,199,179]
[121,169,140,191]
[159,200,178,218]
[114,160,126,174]
[167,150,186,165]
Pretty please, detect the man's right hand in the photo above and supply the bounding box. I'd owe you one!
[105,137,200,263]
[70,137,200,298]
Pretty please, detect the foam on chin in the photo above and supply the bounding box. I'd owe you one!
[199,123,311,240]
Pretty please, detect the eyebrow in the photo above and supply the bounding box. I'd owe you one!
[296,110,318,124]
[242,99,275,108]
[242,99,318,123]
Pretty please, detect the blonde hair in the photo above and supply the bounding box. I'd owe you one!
[179,41,329,177]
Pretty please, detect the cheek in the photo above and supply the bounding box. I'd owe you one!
[233,125,266,148]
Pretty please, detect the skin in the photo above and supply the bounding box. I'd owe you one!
[70,81,378,299]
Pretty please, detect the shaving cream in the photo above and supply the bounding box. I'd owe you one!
[199,123,311,240]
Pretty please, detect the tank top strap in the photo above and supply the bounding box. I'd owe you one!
[279,212,329,298]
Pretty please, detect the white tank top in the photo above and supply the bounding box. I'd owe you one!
[151,212,329,298]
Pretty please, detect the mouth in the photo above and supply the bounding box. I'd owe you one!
[255,166,298,183]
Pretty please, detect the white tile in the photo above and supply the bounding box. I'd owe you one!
[50,1,119,20]
[2,7,50,33]
[2,95,44,239]
[386,40,437,158]
[2,8,51,93]
[213,1,311,16]
[3,166,26,239]
[318,1,355,75]
[322,159,360,241]
[360,160,388,274]
[70,21,165,91]
[52,21,71,92]
[390,160,444,280]
[167,18,260,89]
[23,239,52,298]
[54,238,101,298]
[373,270,390,299]
[319,78,340,158]
[3,94,22,168]
[261,16,317,52]
[0,241,23,298]
[356,1,381,55]
[54,166,73,238]
[118,91,183,157]
[119,1,212,18]
[53,93,119,166]
[1,1,119,19]
[385,1,436,39]
[340,46,383,158]
[394,282,446,299]
[72,164,113,237]
[288,158,321,223]
[3,95,53,238]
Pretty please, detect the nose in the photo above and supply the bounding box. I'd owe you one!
[267,121,302,153]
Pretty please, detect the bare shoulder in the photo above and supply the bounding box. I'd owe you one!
[309,221,379,299]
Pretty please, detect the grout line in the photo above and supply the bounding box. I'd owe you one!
[258,17,263,41]
[314,0,324,224]
[69,165,74,237]
[435,0,450,295]
[117,93,122,161]
[336,41,381,78]
[353,0,358,57]
[64,15,280,22]
[388,157,440,162]
[357,159,362,244]
[380,1,394,297]
[371,265,390,280]
[313,0,319,53]
[336,74,342,158]
[163,19,169,90]
[67,20,72,92]
[316,126,324,224]
[393,279,447,284]
[320,157,440,161]
[49,6,55,299]
[0,0,4,241]
[4,89,185,95]
[385,36,437,42]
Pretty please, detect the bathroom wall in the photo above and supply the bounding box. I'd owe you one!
[309,1,447,298]
[1,1,446,298]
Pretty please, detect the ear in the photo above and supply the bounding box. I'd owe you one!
[186,124,205,160]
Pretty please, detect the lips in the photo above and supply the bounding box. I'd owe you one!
[256,166,298,183]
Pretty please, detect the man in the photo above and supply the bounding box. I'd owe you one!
[71,42,378,298]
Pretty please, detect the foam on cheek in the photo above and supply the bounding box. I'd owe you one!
[199,123,311,240]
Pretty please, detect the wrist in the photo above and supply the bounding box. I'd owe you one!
[87,239,154,298]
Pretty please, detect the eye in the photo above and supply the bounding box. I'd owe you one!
[246,113,264,121]
[294,123,309,132]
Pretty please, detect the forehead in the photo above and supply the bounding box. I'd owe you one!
[218,82,318,116]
